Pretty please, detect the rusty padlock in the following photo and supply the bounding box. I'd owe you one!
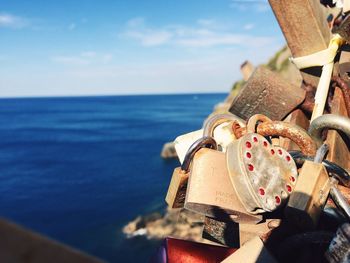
[165,137,217,208]
[184,116,262,223]
[285,144,331,229]
[226,114,306,214]
[229,66,306,121]
[174,114,245,164]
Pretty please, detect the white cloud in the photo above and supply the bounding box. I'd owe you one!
[51,56,89,65]
[51,52,112,66]
[124,30,173,46]
[177,33,272,48]
[3,42,283,97]
[230,0,270,12]
[127,17,145,27]
[0,13,28,28]
[244,23,254,30]
[122,18,274,48]
[102,54,113,63]
[81,51,96,58]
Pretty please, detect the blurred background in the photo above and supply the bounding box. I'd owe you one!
[0,0,284,262]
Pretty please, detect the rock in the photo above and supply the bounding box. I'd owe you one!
[160,142,177,159]
[240,61,254,81]
[122,208,209,242]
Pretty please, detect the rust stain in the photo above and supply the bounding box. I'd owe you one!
[257,121,317,156]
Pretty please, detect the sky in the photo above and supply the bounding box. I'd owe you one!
[0,0,285,97]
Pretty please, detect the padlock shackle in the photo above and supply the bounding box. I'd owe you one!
[181,136,217,172]
[314,144,329,163]
[289,151,350,187]
[309,114,350,145]
[246,114,272,133]
[202,113,245,137]
[257,121,317,156]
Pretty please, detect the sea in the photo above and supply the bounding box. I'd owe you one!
[0,93,226,262]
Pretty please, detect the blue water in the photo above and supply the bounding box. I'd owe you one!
[0,94,226,262]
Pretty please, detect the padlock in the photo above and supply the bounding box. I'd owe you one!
[229,66,306,121]
[289,150,350,187]
[184,114,262,222]
[309,114,350,145]
[285,144,331,229]
[285,160,330,229]
[226,133,297,214]
[165,137,217,208]
[174,113,245,164]
[184,146,262,223]
[289,149,350,224]
[226,114,301,214]
[221,236,278,263]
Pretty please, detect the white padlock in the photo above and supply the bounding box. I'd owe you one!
[174,114,245,164]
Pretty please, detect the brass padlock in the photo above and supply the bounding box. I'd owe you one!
[285,160,330,229]
[289,149,350,223]
[226,115,301,214]
[165,137,217,208]
[174,113,245,164]
[184,147,262,223]
[285,144,331,229]
[184,114,262,223]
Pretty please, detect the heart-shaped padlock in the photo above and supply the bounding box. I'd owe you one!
[226,133,298,214]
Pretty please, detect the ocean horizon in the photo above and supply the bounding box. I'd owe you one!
[0,93,226,262]
[0,92,227,100]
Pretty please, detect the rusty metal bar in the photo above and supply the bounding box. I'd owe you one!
[257,121,317,156]
[269,0,331,86]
